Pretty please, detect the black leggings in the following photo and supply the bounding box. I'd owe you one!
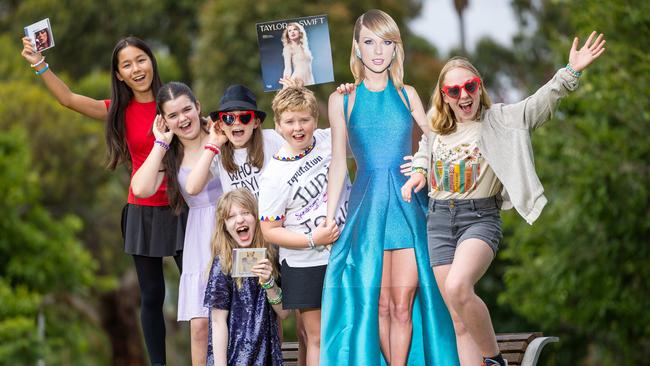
[132,253,182,365]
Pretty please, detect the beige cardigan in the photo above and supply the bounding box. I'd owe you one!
[413,68,580,224]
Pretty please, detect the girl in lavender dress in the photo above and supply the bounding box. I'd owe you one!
[131,81,222,365]
[204,188,290,365]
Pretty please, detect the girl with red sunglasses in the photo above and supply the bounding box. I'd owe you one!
[402,32,606,366]
[185,84,285,199]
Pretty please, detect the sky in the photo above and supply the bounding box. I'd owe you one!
[410,0,519,55]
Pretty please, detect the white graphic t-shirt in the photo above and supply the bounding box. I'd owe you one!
[258,129,352,267]
[209,129,285,197]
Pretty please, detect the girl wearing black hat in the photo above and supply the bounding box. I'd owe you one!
[185,84,284,198]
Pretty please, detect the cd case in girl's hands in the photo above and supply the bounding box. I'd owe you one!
[232,248,267,277]
[24,18,55,53]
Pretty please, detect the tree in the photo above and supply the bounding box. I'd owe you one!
[452,0,469,54]
[0,127,100,365]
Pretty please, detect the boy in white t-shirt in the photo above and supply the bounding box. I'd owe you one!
[258,85,351,365]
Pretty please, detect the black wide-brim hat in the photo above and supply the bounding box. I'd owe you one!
[209,84,266,122]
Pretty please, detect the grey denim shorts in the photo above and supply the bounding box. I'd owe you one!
[426,196,503,267]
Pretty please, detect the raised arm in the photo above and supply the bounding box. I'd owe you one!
[502,32,606,130]
[130,115,170,197]
[21,37,107,121]
[326,91,350,223]
[185,118,227,195]
[210,308,229,366]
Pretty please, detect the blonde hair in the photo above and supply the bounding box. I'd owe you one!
[350,9,405,89]
[282,22,311,55]
[271,86,319,124]
[428,57,492,135]
[209,188,279,288]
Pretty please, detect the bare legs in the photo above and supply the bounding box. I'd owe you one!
[299,308,321,366]
[378,249,418,366]
[295,310,308,366]
[433,239,498,365]
[189,317,208,365]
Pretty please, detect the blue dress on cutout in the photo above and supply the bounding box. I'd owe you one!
[320,80,459,365]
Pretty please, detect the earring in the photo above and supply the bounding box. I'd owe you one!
[392,49,396,59]
[355,46,361,59]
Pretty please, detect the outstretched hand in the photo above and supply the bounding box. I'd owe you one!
[568,31,606,73]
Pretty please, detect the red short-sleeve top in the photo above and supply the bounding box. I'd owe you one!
[105,99,169,206]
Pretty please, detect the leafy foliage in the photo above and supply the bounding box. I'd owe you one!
[496,0,650,363]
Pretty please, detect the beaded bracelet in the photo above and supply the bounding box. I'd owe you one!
[35,64,49,76]
[154,139,170,151]
[267,288,283,305]
[261,277,275,289]
[307,232,315,249]
[31,57,46,68]
[204,143,220,155]
[565,63,582,78]
[411,167,427,176]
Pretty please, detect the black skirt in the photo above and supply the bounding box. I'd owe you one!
[280,260,327,310]
[121,203,188,257]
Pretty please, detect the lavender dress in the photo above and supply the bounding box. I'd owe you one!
[177,167,223,321]
[204,258,283,366]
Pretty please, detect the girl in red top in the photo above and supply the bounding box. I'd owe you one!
[21,36,186,366]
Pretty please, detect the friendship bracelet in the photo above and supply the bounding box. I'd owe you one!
[565,63,582,78]
[31,57,46,68]
[154,139,170,151]
[411,167,427,176]
[35,64,49,76]
[204,143,220,155]
[307,232,315,250]
[261,277,275,289]
[267,288,283,305]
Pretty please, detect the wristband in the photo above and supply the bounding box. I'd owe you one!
[411,167,427,176]
[565,63,582,78]
[261,277,275,289]
[35,64,49,76]
[307,232,315,249]
[154,139,170,151]
[31,57,46,68]
[267,288,283,305]
[204,143,220,155]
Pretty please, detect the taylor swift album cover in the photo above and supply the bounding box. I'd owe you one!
[24,18,55,53]
[232,248,267,277]
[256,14,334,92]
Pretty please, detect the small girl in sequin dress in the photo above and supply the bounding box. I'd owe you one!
[204,188,290,366]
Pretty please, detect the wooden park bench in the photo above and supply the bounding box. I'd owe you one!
[281,332,558,365]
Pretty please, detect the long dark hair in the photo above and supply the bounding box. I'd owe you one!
[157,82,207,214]
[106,36,163,170]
